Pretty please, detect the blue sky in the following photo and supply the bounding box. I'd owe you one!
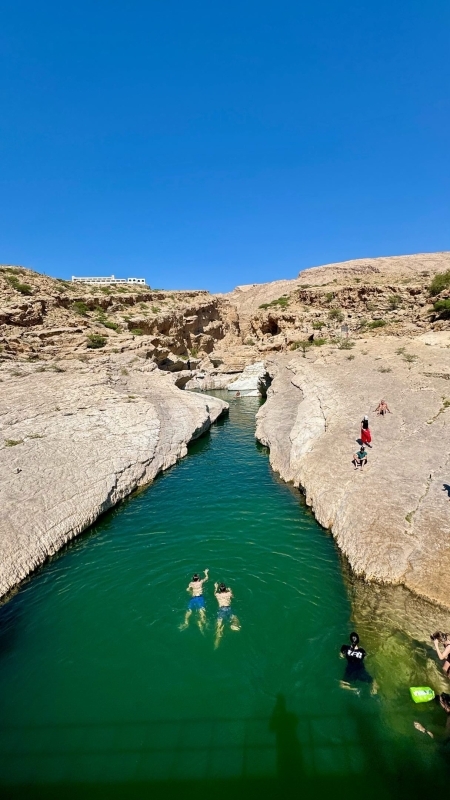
[0,1,449,292]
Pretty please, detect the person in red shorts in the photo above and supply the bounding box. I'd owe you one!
[360,415,372,447]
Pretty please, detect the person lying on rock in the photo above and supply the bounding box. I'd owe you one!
[214,581,240,649]
[339,632,378,695]
[180,569,209,633]
[374,399,391,415]
[353,446,368,470]
[361,415,372,447]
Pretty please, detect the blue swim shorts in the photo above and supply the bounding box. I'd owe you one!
[217,607,232,620]
[189,596,205,611]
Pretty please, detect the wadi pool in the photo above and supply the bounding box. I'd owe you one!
[0,393,447,798]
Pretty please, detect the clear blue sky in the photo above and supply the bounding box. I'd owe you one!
[0,1,449,292]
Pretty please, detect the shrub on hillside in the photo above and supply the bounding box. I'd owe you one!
[72,301,90,316]
[429,270,450,296]
[328,308,344,323]
[433,299,450,319]
[86,334,107,349]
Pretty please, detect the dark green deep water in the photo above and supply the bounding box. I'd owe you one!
[0,393,448,799]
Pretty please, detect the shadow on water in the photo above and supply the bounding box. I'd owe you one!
[0,696,447,800]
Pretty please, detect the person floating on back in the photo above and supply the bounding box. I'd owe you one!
[214,581,240,648]
[360,415,372,447]
[374,399,391,416]
[340,632,377,695]
[353,446,368,470]
[180,569,209,633]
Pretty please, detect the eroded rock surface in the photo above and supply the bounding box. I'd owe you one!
[256,335,450,608]
[0,355,228,598]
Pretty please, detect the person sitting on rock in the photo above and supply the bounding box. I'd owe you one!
[360,415,372,447]
[374,399,390,416]
[353,446,368,470]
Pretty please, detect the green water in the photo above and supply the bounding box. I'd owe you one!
[0,394,447,799]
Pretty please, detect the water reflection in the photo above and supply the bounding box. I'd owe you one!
[269,694,302,779]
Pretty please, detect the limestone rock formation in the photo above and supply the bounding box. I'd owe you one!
[256,334,450,608]
[0,355,228,598]
[227,361,269,396]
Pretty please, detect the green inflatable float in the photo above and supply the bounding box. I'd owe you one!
[410,687,435,704]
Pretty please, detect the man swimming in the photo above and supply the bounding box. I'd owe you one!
[339,632,378,695]
[214,582,240,648]
[179,568,209,632]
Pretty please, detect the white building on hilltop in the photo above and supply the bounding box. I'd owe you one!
[71,275,146,286]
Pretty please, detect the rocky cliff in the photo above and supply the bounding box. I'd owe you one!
[0,354,227,598]
[256,332,450,608]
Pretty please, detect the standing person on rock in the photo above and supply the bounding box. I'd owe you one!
[180,569,209,633]
[360,415,372,447]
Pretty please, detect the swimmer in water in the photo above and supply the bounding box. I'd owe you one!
[179,569,209,632]
[214,582,240,648]
[339,632,378,695]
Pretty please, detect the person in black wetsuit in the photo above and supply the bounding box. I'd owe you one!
[340,632,378,695]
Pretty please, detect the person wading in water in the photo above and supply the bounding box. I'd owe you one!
[214,582,240,648]
[180,569,209,633]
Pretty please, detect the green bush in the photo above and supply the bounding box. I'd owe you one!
[86,334,107,349]
[388,294,402,310]
[338,339,355,350]
[4,274,33,295]
[130,328,144,336]
[313,337,327,346]
[102,320,120,331]
[368,319,387,328]
[433,299,450,318]
[429,270,450,296]
[4,439,23,447]
[290,340,312,356]
[259,296,289,310]
[325,292,334,303]
[328,308,344,323]
[72,301,90,316]
[403,353,417,363]
[312,321,325,330]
